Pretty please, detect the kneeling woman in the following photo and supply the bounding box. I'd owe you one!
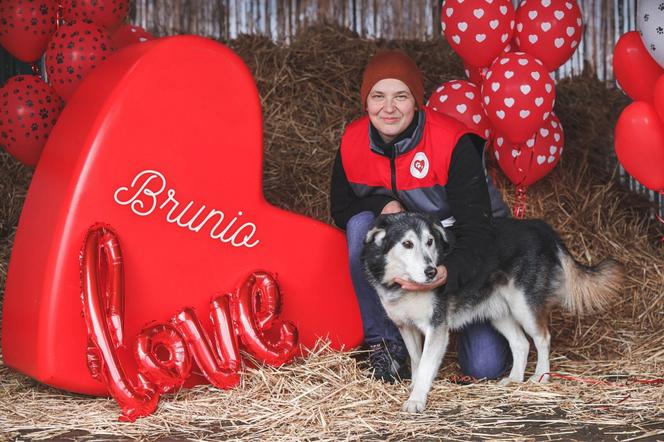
[330,50,511,382]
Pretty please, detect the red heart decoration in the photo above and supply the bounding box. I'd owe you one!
[614,101,664,191]
[0,75,64,166]
[1,36,363,396]
[44,22,114,101]
[414,159,424,172]
[481,51,555,143]
[494,112,564,187]
[428,80,491,139]
[613,31,664,103]
[62,0,130,32]
[514,0,583,72]
[111,24,154,49]
[441,0,515,68]
[0,0,58,63]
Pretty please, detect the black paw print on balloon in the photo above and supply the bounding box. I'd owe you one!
[659,3,664,11]
[658,26,663,35]
[652,43,657,51]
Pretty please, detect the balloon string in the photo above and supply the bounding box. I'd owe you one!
[512,185,527,219]
[658,191,664,243]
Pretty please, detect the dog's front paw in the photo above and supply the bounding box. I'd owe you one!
[402,398,427,413]
[498,377,517,386]
[528,373,550,383]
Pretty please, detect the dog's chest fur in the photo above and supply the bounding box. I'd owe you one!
[377,288,436,331]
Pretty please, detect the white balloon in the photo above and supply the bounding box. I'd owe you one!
[637,0,664,69]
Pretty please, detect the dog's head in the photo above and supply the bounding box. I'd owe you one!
[362,212,451,288]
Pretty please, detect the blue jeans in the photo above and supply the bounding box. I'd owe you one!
[347,211,510,379]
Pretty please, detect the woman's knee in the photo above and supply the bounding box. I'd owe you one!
[346,211,376,261]
[457,323,511,379]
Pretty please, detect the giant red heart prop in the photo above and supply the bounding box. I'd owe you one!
[1,36,363,396]
[514,0,583,72]
[614,101,664,191]
[0,0,58,62]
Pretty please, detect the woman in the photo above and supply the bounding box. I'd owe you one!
[330,50,511,382]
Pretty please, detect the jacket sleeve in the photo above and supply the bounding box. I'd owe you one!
[330,149,395,230]
[440,134,493,294]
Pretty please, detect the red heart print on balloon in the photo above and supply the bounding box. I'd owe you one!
[0,75,64,166]
[514,0,583,72]
[45,22,114,101]
[2,36,363,396]
[428,80,491,139]
[0,0,58,62]
[481,51,555,143]
[494,112,564,186]
[441,0,515,68]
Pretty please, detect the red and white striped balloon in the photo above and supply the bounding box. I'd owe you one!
[494,112,564,186]
[428,80,491,139]
[481,51,555,143]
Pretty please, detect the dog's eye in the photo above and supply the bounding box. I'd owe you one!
[426,238,433,247]
[402,240,413,249]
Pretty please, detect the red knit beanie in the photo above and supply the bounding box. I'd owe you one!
[360,50,424,110]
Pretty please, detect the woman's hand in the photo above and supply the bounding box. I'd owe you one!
[394,265,447,291]
[381,200,404,214]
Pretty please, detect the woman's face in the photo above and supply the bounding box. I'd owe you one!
[367,78,417,144]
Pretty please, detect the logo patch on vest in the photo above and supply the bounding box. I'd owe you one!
[410,152,429,179]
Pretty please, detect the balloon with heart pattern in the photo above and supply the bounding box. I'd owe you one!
[481,51,555,143]
[614,101,664,191]
[0,75,64,166]
[494,112,564,186]
[427,80,491,139]
[111,24,154,49]
[441,0,516,68]
[45,22,114,101]
[0,0,58,63]
[62,0,130,32]
[514,0,583,72]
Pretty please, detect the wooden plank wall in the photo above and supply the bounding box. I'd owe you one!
[130,0,637,81]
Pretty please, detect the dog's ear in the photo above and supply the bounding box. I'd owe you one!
[365,227,386,246]
[432,223,449,244]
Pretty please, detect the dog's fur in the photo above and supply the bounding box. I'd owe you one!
[361,212,624,413]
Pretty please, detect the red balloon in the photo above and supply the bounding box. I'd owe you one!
[81,226,159,422]
[232,272,298,366]
[481,52,555,143]
[0,0,58,62]
[135,324,192,394]
[494,112,564,187]
[614,32,664,103]
[615,101,664,191]
[655,74,664,123]
[428,80,492,139]
[0,75,64,166]
[514,0,583,71]
[44,22,114,101]
[441,0,515,68]
[111,24,154,49]
[171,305,241,390]
[62,0,130,32]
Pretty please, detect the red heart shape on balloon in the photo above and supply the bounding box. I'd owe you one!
[0,0,58,62]
[2,36,363,396]
[614,101,664,191]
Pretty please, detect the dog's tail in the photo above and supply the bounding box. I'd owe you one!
[557,247,624,315]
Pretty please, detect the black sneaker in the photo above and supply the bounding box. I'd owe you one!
[364,341,411,383]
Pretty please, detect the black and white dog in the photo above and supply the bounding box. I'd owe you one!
[361,212,624,413]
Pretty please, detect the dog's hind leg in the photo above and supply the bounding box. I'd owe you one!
[402,325,449,413]
[398,325,423,387]
[490,316,529,386]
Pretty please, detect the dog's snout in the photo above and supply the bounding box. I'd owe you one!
[425,266,437,280]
